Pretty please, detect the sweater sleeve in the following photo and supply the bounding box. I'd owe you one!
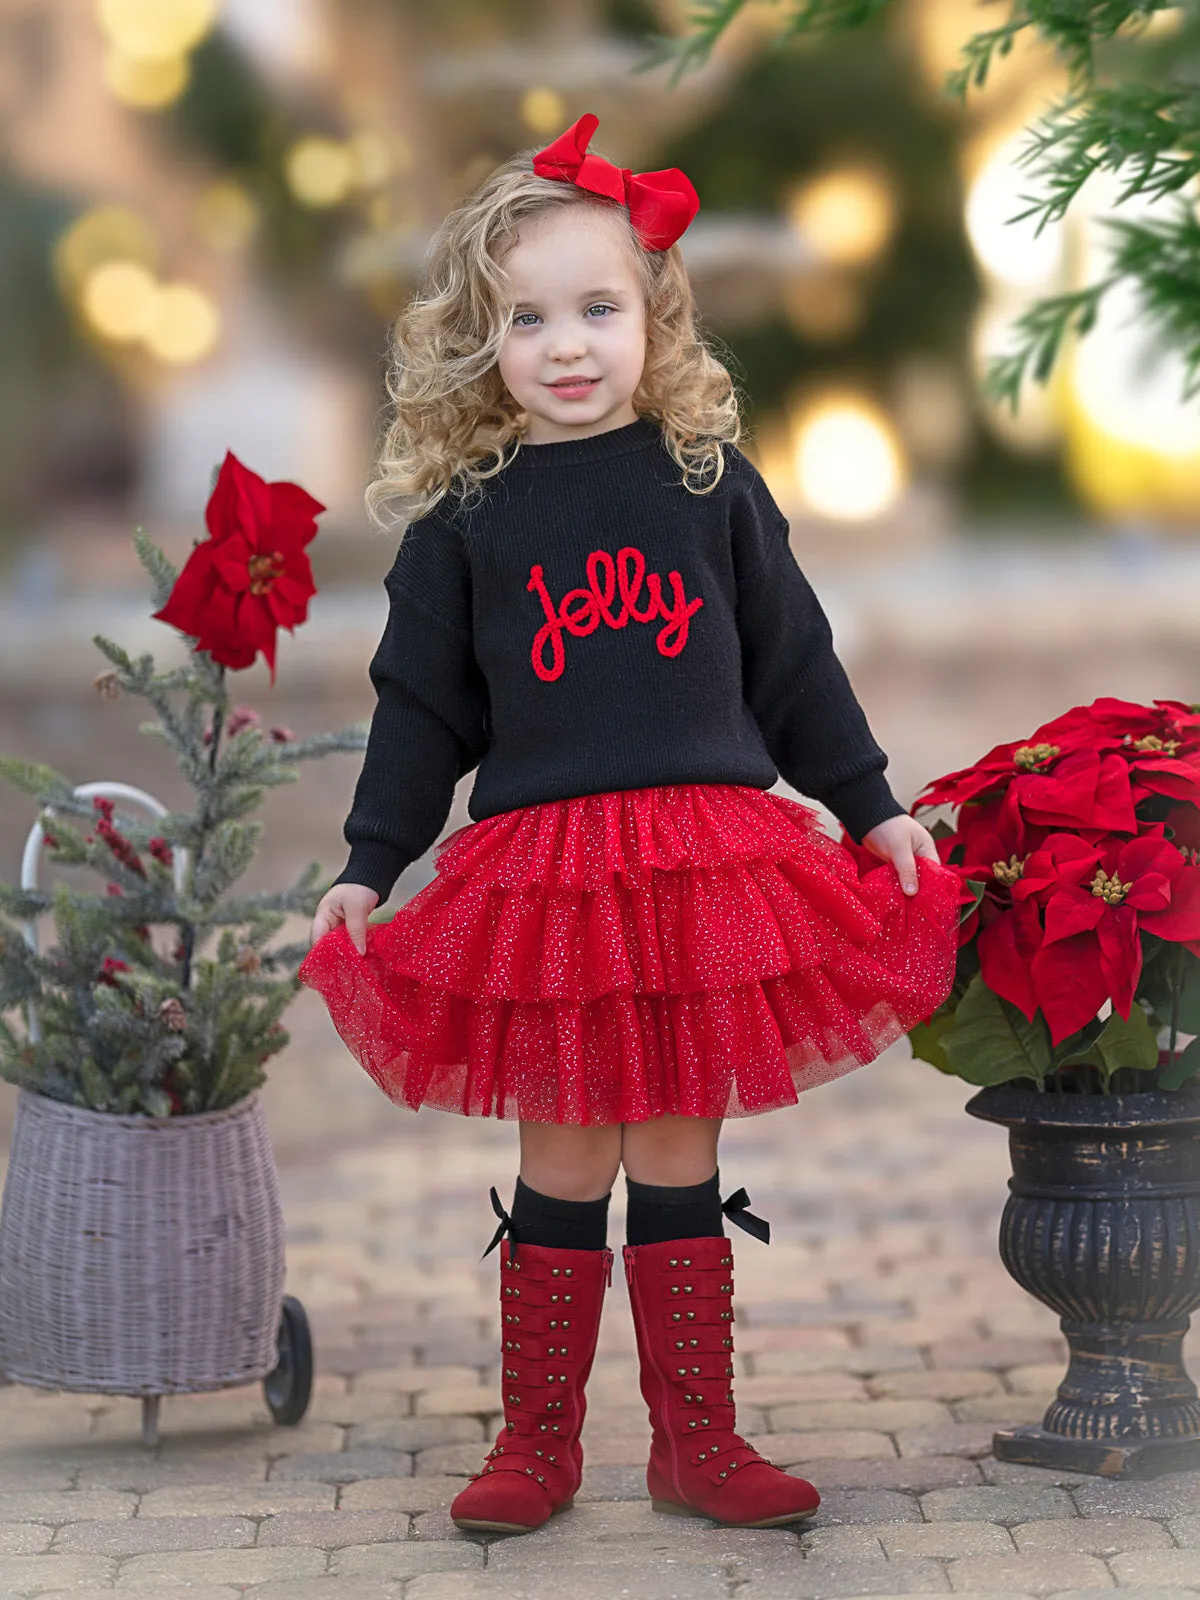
[730,457,905,844]
[332,513,489,904]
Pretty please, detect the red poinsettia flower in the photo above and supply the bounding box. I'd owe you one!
[1165,802,1200,861]
[914,698,1200,817]
[995,829,1200,1043]
[152,452,324,686]
[1090,697,1200,754]
[933,800,1024,943]
[1008,746,1138,836]
[977,897,1045,1021]
[914,703,1111,812]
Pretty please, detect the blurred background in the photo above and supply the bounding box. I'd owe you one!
[2,0,1200,1145]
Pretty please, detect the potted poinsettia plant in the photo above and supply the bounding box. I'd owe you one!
[0,453,366,1442]
[897,697,1200,1479]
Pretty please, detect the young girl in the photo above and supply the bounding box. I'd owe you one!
[299,113,959,1537]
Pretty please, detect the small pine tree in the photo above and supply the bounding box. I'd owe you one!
[0,528,366,1117]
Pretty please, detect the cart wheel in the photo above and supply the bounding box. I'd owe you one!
[263,1295,313,1426]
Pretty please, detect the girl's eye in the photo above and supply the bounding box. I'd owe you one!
[510,305,614,328]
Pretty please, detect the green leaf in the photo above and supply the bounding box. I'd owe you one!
[941,973,1054,1087]
[1172,951,1200,1035]
[961,878,988,920]
[908,1004,958,1074]
[1160,1034,1200,1090]
[1055,1004,1159,1087]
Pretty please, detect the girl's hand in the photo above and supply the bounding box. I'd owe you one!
[860,814,940,897]
[311,884,380,956]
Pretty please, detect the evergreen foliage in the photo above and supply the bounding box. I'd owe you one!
[654,0,1200,415]
[0,532,367,1117]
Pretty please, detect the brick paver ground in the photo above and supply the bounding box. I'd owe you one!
[1,997,1198,1600]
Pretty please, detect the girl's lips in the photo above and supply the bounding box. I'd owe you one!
[547,378,600,398]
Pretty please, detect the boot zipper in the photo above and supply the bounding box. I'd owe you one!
[603,1248,613,1288]
[626,1249,683,1496]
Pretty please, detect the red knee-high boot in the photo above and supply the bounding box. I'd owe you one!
[451,1240,613,1534]
[624,1234,820,1527]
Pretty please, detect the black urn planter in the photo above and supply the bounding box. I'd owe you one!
[966,1083,1200,1479]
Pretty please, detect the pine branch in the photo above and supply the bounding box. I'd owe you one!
[132,526,179,613]
[1022,0,1179,70]
[189,820,264,906]
[0,756,79,808]
[216,733,301,789]
[779,0,893,35]
[0,884,52,921]
[1107,205,1200,397]
[950,2,1182,101]
[273,722,370,763]
[211,865,328,924]
[633,0,753,85]
[1012,85,1200,233]
[260,939,315,971]
[982,280,1114,411]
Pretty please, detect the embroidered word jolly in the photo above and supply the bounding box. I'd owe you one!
[526,546,704,683]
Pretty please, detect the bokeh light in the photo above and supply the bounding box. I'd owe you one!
[520,88,567,137]
[96,0,217,60]
[792,395,907,520]
[964,125,1067,291]
[194,180,259,253]
[787,166,897,269]
[81,260,159,342]
[103,48,190,110]
[782,273,863,343]
[144,283,220,363]
[53,206,158,296]
[286,137,354,207]
[347,131,394,190]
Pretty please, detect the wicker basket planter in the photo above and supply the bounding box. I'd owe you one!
[0,1087,310,1441]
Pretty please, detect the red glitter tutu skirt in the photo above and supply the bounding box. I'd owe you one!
[298,783,960,1125]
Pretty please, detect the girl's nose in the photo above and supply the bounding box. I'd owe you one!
[547,328,587,361]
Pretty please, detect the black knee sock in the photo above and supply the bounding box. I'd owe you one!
[625,1171,723,1246]
[509,1176,611,1251]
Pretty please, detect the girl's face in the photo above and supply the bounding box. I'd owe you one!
[497,206,648,445]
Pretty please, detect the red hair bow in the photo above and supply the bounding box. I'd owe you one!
[532,112,699,252]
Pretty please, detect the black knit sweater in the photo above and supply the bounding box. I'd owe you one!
[334,416,905,903]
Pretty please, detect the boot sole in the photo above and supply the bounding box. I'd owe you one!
[652,1498,819,1528]
[452,1495,575,1535]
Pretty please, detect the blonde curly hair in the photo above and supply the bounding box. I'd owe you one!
[366,141,741,532]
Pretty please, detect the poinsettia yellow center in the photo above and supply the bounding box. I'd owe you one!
[248,550,285,595]
[1013,743,1060,771]
[1090,868,1130,905]
[1131,734,1180,754]
[992,855,1025,886]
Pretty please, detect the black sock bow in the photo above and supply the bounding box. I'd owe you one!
[722,1187,770,1244]
[482,1185,520,1261]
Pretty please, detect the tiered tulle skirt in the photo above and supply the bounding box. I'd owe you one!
[298,783,960,1125]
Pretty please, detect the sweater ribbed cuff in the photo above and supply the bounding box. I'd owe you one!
[333,840,412,905]
[817,770,906,845]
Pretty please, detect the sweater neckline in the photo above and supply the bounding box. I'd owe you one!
[509,415,662,467]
